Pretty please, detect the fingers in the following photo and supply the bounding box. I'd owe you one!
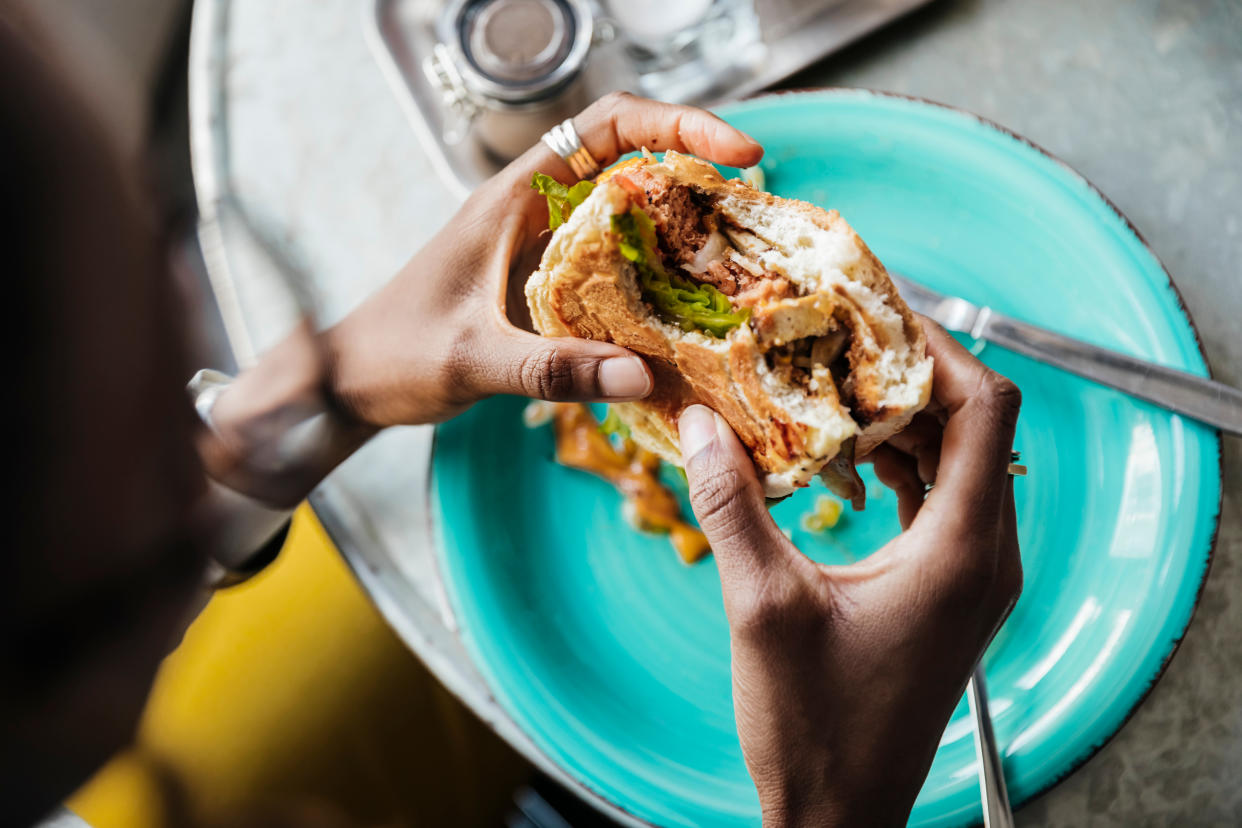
[864,444,924,529]
[678,405,795,589]
[512,91,764,187]
[1000,476,1020,562]
[995,474,1023,612]
[913,317,1022,538]
[878,412,943,486]
[577,92,765,169]
[457,209,655,403]
[473,329,653,403]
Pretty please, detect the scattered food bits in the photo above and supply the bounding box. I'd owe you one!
[523,400,557,428]
[801,495,844,533]
[739,165,766,191]
[548,403,710,565]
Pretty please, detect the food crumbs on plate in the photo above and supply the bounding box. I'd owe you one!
[598,406,631,439]
[739,165,766,191]
[549,403,710,565]
[522,400,557,428]
[801,495,844,533]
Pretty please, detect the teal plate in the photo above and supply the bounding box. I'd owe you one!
[432,91,1221,826]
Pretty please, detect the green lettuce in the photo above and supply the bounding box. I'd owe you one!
[531,173,596,230]
[598,406,631,440]
[610,207,749,338]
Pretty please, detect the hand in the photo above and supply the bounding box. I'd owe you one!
[324,92,765,427]
[677,317,1022,827]
[204,93,763,504]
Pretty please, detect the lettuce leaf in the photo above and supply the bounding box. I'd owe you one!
[599,406,631,439]
[531,173,596,230]
[610,207,749,338]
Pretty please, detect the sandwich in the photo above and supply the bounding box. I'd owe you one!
[525,151,933,506]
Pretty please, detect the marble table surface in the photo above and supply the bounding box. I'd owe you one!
[190,0,1241,824]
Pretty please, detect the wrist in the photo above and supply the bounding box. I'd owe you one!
[756,764,916,828]
[319,312,382,429]
[761,792,910,828]
[317,288,423,429]
[194,332,378,507]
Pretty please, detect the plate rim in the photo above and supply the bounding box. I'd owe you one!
[432,87,1225,823]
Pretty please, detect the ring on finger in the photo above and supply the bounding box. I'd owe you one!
[1008,450,1027,477]
[541,118,602,180]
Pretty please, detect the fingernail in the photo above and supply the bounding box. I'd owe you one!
[679,404,717,461]
[598,356,651,399]
[740,131,762,149]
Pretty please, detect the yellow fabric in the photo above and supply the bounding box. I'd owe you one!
[67,506,529,827]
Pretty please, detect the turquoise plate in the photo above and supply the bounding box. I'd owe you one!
[432,91,1221,826]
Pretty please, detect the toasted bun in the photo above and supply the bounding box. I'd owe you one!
[526,152,932,499]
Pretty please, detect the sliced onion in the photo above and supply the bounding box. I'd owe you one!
[684,230,730,274]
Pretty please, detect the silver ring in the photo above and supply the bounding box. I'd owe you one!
[541,118,602,180]
[1008,450,1027,477]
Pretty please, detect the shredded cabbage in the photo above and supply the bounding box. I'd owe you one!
[610,207,749,338]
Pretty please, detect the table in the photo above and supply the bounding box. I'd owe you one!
[188,0,1242,823]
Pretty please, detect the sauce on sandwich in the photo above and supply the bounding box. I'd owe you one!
[551,403,710,564]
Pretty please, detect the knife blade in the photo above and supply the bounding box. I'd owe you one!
[890,273,1242,436]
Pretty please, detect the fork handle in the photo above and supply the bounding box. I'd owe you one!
[979,311,1242,436]
[967,667,1015,828]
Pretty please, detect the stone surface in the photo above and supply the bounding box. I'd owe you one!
[200,0,1240,823]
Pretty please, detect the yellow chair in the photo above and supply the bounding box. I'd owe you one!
[69,507,530,827]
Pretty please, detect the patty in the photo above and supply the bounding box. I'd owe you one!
[625,167,783,300]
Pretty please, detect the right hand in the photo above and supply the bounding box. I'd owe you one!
[321,92,764,427]
[677,316,1022,827]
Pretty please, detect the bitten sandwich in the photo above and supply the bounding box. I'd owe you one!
[526,152,933,506]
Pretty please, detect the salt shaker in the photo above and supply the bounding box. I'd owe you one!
[425,0,594,160]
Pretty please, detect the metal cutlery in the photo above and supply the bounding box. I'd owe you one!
[967,665,1015,828]
[890,273,1242,436]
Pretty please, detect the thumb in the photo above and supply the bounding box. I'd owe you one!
[482,331,653,402]
[679,405,795,589]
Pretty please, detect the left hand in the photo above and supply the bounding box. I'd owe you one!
[677,317,1023,826]
[323,91,765,427]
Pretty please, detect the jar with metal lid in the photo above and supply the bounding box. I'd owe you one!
[425,0,595,160]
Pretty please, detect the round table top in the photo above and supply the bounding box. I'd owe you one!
[191,0,1242,823]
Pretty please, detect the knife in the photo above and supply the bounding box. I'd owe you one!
[889,273,1242,436]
